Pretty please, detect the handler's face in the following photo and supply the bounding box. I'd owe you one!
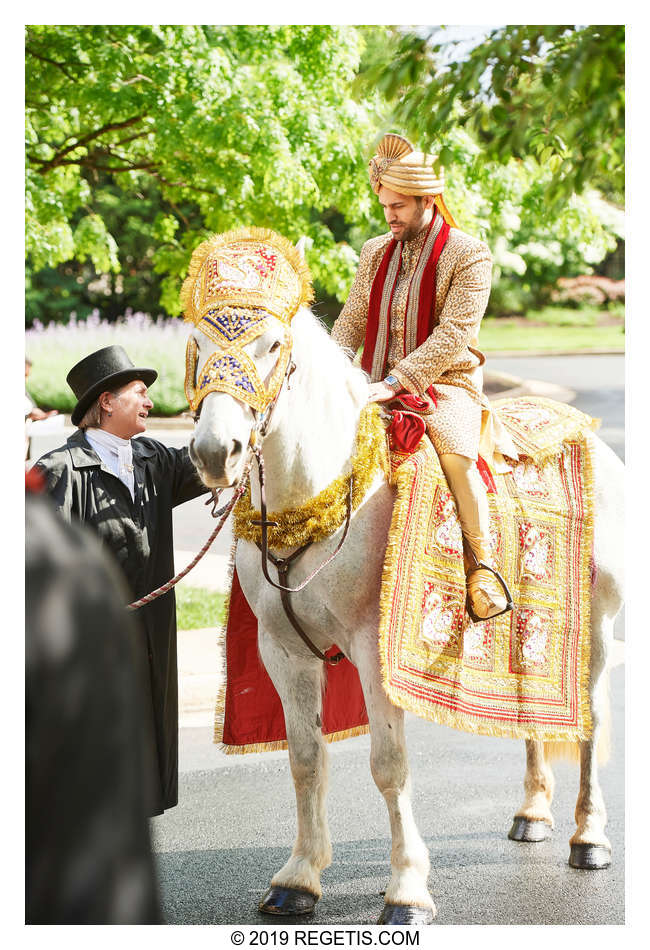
[104,379,154,439]
[378,186,432,242]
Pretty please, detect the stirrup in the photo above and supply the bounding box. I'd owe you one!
[465,558,514,624]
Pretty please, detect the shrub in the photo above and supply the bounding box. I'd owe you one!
[551,275,625,306]
[25,310,189,415]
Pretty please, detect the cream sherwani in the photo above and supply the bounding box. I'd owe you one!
[331,224,492,460]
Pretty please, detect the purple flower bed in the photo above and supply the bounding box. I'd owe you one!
[26,311,190,415]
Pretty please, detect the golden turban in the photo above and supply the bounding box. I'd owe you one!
[368,133,457,227]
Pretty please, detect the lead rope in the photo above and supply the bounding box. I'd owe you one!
[126,457,252,611]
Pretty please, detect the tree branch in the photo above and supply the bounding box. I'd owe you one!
[35,115,147,173]
[165,196,191,230]
[89,161,158,173]
[113,130,150,148]
[25,46,85,82]
[152,172,218,196]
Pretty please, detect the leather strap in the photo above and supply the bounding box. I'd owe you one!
[252,447,351,665]
[261,545,345,665]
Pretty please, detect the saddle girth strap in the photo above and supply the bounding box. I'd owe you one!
[260,544,345,666]
[251,447,351,665]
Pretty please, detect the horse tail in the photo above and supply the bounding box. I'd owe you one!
[543,675,612,766]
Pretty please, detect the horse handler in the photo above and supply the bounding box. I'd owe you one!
[331,132,513,622]
[34,345,208,816]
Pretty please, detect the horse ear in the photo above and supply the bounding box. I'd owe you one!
[295,236,307,260]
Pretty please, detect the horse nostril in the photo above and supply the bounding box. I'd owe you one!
[188,439,202,468]
[231,439,242,460]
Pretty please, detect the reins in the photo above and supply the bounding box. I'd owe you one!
[126,459,251,611]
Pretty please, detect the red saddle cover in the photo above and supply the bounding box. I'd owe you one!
[221,570,369,750]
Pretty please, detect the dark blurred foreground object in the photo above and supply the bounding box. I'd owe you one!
[26,482,161,924]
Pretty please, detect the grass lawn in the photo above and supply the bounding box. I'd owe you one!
[480,308,625,352]
[176,586,226,630]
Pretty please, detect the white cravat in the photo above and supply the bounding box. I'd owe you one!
[85,428,135,500]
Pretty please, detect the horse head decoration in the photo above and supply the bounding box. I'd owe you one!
[181,227,313,487]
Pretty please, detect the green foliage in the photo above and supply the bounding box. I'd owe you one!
[176,587,226,630]
[403,125,622,315]
[26,25,380,320]
[361,25,624,206]
[26,24,624,327]
[26,313,189,415]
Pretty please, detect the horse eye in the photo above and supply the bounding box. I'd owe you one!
[269,340,281,353]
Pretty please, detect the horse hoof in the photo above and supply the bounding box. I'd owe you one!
[569,843,612,870]
[508,817,552,842]
[378,904,435,926]
[258,886,318,916]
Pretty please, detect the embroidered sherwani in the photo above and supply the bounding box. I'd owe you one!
[331,224,492,460]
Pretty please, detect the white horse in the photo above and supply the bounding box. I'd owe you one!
[188,307,624,924]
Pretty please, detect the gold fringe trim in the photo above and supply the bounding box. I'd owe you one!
[519,421,601,466]
[217,722,370,756]
[213,535,239,749]
[577,432,595,741]
[493,395,601,465]
[212,538,371,754]
[233,403,389,549]
[376,432,597,743]
[181,226,314,324]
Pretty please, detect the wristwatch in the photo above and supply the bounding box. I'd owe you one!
[383,374,402,392]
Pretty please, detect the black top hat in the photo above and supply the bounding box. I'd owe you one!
[67,345,158,426]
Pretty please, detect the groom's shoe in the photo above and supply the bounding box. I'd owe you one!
[465,562,514,623]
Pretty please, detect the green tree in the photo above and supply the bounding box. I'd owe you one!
[361,25,624,206]
[26,24,623,327]
[26,25,383,320]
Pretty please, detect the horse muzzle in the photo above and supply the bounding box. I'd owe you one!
[189,432,246,488]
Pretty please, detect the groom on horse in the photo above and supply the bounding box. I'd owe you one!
[331,133,513,622]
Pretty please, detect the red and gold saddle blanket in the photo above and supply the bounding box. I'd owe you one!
[381,397,599,741]
[215,397,599,752]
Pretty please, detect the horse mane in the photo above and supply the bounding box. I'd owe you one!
[290,307,369,419]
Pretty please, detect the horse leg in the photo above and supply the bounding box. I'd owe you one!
[508,740,555,842]
[569,603,615,870]
[256,627,331,915]
[352,635,435,925]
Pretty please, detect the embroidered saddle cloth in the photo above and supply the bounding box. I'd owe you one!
[380,396,599,741]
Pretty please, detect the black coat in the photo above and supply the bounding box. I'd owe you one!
[35,429,208,815]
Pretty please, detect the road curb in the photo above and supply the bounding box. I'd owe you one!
[483,373,576,402]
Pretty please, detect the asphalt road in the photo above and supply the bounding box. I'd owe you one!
[151,352,625,927]
[152,663,624,926]
[488,354,625,461]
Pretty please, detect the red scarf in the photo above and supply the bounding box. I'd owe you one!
[361,212,451,388]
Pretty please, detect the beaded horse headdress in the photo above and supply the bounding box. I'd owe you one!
[180,228,313,413]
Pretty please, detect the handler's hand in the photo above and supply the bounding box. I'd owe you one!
[367,381,399,404]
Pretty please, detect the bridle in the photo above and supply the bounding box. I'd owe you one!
[129,348,350,665]
[207,349,349,665]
